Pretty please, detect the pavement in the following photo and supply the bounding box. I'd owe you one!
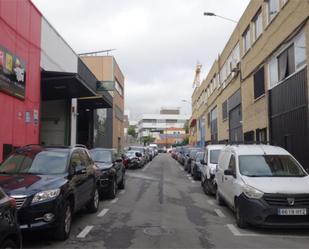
[23,154,309,249]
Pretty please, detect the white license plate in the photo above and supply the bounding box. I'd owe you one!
[278,208,307,216]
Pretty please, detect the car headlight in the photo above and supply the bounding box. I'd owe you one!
[32,189,61,204]
[210,167,216,175]
[242,185,264,199]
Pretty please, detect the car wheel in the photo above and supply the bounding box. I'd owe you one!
[216,191,225,206]
[0,239,18,249]
[107,178,117,199]
[54,200,72,241]
[193,168,199,181]
[202,179,211,195]
[86,187,100,213]
[235,200,248,228]
[118,174,125,190]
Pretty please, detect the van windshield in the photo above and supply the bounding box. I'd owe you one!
[239,155,307,177]
[210,150,221,164]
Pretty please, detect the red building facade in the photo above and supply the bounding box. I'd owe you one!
[0,1,42,160]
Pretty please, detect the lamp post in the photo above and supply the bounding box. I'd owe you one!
[203,12,238,23]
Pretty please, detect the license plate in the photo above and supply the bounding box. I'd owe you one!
[277,208,307,216]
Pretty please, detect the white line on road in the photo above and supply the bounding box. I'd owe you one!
[142,161,152,171]
[111,197,119,204]
[97,208,109,217]
[186,174,190,177]
[77,225,94,238]
[207,200,215,206]
[226,224,309,238]
[214,208,226,218]
[178,166,183,171]
[188,176,193,180]
[119,190,126,195]
[191,180,196,183]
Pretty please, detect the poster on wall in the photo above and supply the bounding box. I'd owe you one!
[0,45,26,99]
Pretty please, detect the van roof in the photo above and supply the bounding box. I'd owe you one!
[225,144,289,156]
[206,144,226,150]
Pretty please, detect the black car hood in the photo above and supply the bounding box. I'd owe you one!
[95,162,113,170]
[0,174,67,196]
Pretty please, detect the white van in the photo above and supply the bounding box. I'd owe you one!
[200,144,225,195]
[215,145,309,228]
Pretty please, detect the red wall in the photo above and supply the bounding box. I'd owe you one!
[0,0,42,160]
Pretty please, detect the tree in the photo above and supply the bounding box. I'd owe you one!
[142,136,155,146]
[127,125,137,138]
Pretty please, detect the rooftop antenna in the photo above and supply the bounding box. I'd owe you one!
[78,49,117,56]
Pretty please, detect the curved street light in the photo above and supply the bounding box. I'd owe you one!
[203,12,238,23]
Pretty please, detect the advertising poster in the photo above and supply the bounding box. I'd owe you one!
[0,45,26,99]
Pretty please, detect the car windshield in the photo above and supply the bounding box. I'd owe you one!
[130,147,144,153]
[90,150,112,163]
[0,150,68,175]
[210,150,221,164]
[126,151,138,157]
[196,152,204,161]
[239,155,307,177]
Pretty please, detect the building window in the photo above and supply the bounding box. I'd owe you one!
[268,57,278,88]
[254,66,265,99]
[252,9,263,41]
[267,0,280,23]
[295,31,306,70]
[207,112,211,127]
[115,79,123,96]
[244,131,255,142]
[278,45,295,81]
[256,128,267,143]
[222,100,228,121]
[243,27,251,54]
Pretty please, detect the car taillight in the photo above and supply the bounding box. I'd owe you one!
[9,197,16,209]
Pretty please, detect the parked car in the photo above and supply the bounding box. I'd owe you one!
[185,148,201,172]
[125,150,143,169]
[0,187,22,249]
[201,145,225,195]
[129,146,148,164]
[215,144,309,228]
[0,144,100,241]
[178,146,189,165]
[89,148,125,199]
[190,151,205,180]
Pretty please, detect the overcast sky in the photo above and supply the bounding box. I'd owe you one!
[32,0,250,121]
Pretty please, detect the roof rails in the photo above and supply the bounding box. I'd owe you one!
[74,144,87,148]
[224,140,271,146]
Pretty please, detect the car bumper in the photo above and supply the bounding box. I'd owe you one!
[18,198,62,231]
[238,194,309,228]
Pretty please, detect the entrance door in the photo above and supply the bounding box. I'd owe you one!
[229,105,243,142]
[269,68,309,170]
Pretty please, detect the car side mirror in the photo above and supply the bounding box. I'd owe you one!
[224,169,236,178]
[75,165,87,175]
[200,159,206,165]
[135,152,142,157]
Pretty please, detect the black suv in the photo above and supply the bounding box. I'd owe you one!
[89,148,125,199]
[0,187,22,248]
[0,145,100,241]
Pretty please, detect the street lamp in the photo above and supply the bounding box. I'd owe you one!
[203,12,238,23]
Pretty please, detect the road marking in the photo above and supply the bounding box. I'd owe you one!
[178,166,183,171]
[186,174,190,177]
[111,197,119,204]
[77,225,94,238]
[207,200,215,206]
[226,224,309,238]
[188,176,193,180]
[214,208,226,218]
[120,190,126,195]
[191,180,195,183]
[97,208,109,217]
[142,161,152,171]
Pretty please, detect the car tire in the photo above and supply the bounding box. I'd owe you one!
[107,178,117,199]
[0,239,18,249]
[193,168,199,180]
[54,200,72,241]
[86,187,100,213]
[118,174,125,190]
[216,191,225,206]
[235,200,248,228]
[202,179,211,195]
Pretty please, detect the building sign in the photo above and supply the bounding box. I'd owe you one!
[0,45,26,99]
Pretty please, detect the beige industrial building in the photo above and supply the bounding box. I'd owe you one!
[190,0,309,168]
[81,56,125,151]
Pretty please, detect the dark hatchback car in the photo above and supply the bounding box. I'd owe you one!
[0,187,22,249]
[0,145,99,241]
[89,148,125,199]
[125,150,143,169]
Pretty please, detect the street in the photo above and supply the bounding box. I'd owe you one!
[23,154,309,249]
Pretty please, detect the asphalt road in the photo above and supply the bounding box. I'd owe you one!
[23,154,309,249]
